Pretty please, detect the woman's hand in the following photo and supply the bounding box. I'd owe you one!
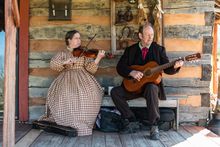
[97,50,105,59]
[63,57,77,65]
[94,50,105,64]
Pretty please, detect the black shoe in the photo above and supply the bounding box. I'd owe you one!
[120,120,140,134]
[150,125,159,140]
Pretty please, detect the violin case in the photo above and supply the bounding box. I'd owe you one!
[32,120,77,137]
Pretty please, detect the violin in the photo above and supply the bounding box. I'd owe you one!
[72,34,100,59]
[72,47,99,59]
[72,34,114,59]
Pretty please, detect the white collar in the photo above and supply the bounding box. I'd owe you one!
[139,42,151,50]
[67,46,73,52]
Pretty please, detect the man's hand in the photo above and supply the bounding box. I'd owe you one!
[129,70,144,81]
[174,60,184,69]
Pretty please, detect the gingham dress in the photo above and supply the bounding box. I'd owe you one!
[40,49,103,136]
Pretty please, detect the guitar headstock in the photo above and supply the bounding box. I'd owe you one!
[184,53,201,62]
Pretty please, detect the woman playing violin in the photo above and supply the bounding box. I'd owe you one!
[39,30,105,136]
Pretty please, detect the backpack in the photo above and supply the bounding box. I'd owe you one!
[96,108,123,132]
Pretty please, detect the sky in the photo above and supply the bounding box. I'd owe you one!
[0,32,5,73]
[0,31,4,57]
[0,31,4,71]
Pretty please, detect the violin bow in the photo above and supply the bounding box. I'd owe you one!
[85,34,97,49]
[78,34,97,57]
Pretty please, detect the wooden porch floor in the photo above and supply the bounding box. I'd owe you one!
[0,122,32,146]
[1,122,220,147]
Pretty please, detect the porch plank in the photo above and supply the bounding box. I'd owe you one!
[0,122,32,146]
[72,134,92,147]
[58,136,78,147]
[131,132,152,147]
[159,130,189,146]
[30,132,65,147]
[119,133,135,147]
[15,129,42,147]
[105,133,122,147]
[15,123,32,141]
[177,127,200,146]
[140,131,165,147]
[91,131,105,147]
[182,125,220,147]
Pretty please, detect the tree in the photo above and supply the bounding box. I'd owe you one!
[0,55,4,78]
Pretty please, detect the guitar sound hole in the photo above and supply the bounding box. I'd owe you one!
[144,69,152,76]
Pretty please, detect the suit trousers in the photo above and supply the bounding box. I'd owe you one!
[110,83,160,125]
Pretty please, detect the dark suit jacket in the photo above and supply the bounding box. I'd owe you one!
[117,42,180,100]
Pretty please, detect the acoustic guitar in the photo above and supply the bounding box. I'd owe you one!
[123,53,201,93]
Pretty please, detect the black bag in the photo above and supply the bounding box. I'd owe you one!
[97,109,123,132]
[131,107,175,131]
[159,108,175,122]
[158,108,175,131]
[32,120,78,137]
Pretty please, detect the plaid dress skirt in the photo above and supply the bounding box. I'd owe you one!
[40,50,103,136]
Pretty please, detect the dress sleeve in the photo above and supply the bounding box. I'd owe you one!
[84,57,98,74]
[50,52,66,72]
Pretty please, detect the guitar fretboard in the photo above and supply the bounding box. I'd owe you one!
[144,58,184,74]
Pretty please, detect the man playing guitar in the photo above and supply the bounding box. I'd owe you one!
[110,23,184,140]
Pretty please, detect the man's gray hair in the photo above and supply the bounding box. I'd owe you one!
[138,22,153,34]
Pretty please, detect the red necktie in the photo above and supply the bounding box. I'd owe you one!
[142,47,148,60]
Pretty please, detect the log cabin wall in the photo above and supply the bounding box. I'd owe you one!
[163,0,214,123]
[28,0,214,123]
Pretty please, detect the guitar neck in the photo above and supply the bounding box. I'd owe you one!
[142,53,200,75]
[150,58,182,74]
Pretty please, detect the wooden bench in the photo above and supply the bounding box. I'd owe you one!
[101,95,187,130]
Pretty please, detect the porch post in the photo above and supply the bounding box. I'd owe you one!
[3,0,20,146]
[18,0,29,121]
[213,23,218,97]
